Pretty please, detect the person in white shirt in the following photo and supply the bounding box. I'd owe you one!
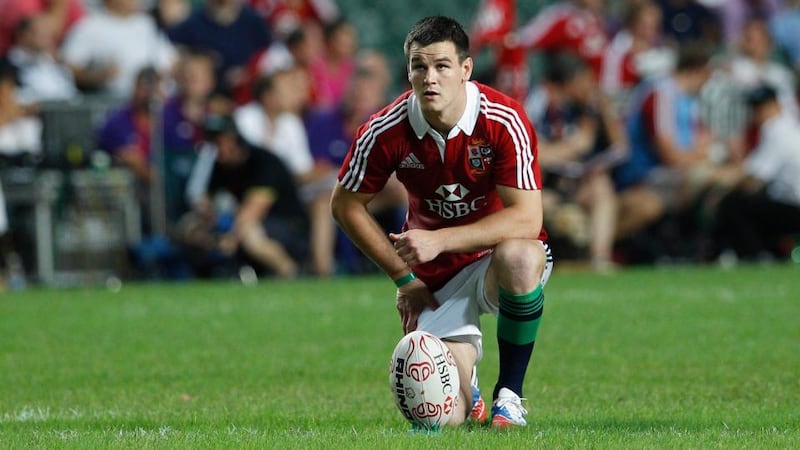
[7,14,79,104]
[0,60,40,157]
[234,67,314,179]
[727,18,798,119]
[712,84,800,261]
[60,0,176,97]
[234,66,339,276]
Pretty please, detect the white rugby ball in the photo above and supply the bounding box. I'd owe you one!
[389,330,460,430]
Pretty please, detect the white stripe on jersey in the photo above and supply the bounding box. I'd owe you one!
[654,80,676,137]
[341,101,408,191]
[516,4,573,49]
[601,31,632,93]
[480,93,536,189]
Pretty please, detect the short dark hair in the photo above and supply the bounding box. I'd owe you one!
[746,84,778,107]
[323,17,351,42]
[251,73,275,100]
[544,52,589,84]
[403,16,470,62]
[675,41,714,72]
[285,27,306,50]
[203,113,240,140]
[14,16,35,37]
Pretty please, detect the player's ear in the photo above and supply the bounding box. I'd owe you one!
[462,56,473,82]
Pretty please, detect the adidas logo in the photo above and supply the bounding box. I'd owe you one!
[399,153,425,169]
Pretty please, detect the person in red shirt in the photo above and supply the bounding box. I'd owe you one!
[514,0,609,76]
[0,0,84,56]
[331,16,552,428]
[600,0,670,98]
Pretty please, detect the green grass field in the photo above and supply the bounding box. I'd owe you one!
[1,264,798,449]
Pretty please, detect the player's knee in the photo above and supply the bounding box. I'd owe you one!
[493,239,545,286]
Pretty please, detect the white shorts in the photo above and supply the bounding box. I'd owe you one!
[417,241,553,361]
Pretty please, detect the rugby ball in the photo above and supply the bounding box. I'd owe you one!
[389,330,460,430]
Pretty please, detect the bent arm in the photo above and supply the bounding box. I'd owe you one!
[654,133,709,167]
[391,186,543,267]
[235,188,274,230]
[435,186,543,254]
[330,183,411,280]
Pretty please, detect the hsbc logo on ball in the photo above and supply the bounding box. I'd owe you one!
[425,183,486,219]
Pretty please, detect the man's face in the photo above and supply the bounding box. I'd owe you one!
[741,21,771,61]
[21,17,54,52]
[214,133,244,165]
[180,57,215,100]
[407,41,472,118]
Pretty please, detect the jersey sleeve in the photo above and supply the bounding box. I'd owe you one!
[488,99,542,190]
[337,118,397,194]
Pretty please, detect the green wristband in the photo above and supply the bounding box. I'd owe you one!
[394,272,417,288]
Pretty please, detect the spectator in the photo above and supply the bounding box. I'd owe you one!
[769,0,800,73]
[715,0,779,49]
[150,0,190,31]
[95,67,161,232]
[711,84,800,261]
[249,0,339,38]
[7,14,79,104]
[0,63,32,290]
[0,60,41,158]
[234,67,338,276]
[613,42,715,245]
[167,0,272,97]
[727,18,798,119]
[243,22,325,105]
[0,0,85,56]
[184,114,308,278]
[60,0,176,97]
[305,50,407,273]
[308,17,357,110]
[513,0,610,76]
[601,0,674,99]
[526,53,625,271]
[161,49,218,223]
[235,68,312,176]
[470,0,528,102]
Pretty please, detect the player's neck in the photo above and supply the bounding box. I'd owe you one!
[424,92,467,137]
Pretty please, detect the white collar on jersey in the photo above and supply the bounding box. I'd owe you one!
[408,80,480,140]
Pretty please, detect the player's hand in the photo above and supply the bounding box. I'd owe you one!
[396,279,438,334]
[694,129,715,161]
[389,230,442,266]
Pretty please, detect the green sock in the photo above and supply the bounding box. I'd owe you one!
[494,284,544,398]
[497,284,544,345]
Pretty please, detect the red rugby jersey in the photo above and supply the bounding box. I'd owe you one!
[516,2,608,76]
[600,31,640,94]
[338,81,547,291]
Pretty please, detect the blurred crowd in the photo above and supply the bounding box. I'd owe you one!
[0,0,798,286]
